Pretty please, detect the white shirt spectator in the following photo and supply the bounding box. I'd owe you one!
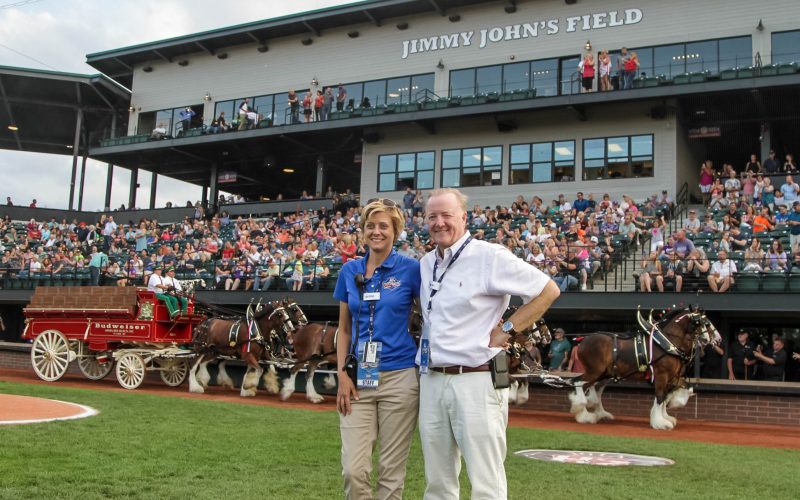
[780,181,799,202]
[103,220,117,236]
[712,259,737,279]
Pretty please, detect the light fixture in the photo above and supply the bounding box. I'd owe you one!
[66,145,73,149]
[436,59,445,69]
[301,38,313,46]
[203,92,212,101]
[257,44,269,53]
[348,30,359,38]
[756,19,764,31]
[142,66,153,73]
[7,125,18,131]
[448,14,461,22]
[216,53,228,60]
[178,60,189,66]
[388,92,400,98]
[282,168,295,173]
[128,106,135,112]
[504,2,517,14]
[396,22,409,30]
[310,76,319,87]
[584,40,592,51]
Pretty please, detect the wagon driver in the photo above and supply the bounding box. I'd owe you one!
[418,188,560,499]
[146,266,186,319]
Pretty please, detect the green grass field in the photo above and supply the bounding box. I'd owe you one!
[0,381,797,500]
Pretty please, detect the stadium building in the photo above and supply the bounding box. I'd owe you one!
[1,0,800,424]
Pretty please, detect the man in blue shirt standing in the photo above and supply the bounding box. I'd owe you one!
[179,107,196,135]
[572,191,589,215]
[88,245,108,286]
[788,201,800,253]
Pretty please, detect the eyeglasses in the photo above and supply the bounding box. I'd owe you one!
[366,198,397,208]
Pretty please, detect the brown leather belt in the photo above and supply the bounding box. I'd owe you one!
[431,363,491,375]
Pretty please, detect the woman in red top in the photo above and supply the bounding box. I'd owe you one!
[221,241,236,260]
[337,233,356,263]
[314,90,324,122]
[579,53,595,93]
[302,92,313,123]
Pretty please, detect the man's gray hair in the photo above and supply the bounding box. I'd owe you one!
[427,188,468,212]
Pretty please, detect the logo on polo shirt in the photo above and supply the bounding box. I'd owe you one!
[383,277,401,290]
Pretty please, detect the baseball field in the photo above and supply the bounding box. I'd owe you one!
[1,379,798,500]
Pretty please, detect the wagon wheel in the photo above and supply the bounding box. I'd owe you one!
[76,342,114,381]
[31,330,73,382]
[158,358,189,387]
[115,352,146,390]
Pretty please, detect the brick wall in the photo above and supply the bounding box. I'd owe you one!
[521,384,800,426]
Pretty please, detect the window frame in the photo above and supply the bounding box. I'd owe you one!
[377,150,436,192]
[440,145,504,188]
[581,134,654,181]
[508,140,576,185]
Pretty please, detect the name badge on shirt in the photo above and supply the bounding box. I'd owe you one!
[363,291,381,301]
[429,282,441,291]
[357,341,381,389]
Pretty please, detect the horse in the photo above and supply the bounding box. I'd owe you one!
[507,319,551,406]
[568,305,720,430]
[188,300,296,397]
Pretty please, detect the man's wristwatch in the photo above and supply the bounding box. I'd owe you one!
[501,320,516,335]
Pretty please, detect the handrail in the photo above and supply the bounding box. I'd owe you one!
[671,181,690,234]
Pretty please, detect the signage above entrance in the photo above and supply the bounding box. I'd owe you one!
[401,8,643,59]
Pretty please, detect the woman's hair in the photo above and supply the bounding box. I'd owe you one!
[360,200,405,243]
[772,240,783,253]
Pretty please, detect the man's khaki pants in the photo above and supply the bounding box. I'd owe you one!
[340,367,419,500]
[419,370,509,500]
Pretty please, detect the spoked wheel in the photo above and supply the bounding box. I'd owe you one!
[158,358,189,387]
[76,342,114,380]
[31,330,73,382]
[115,352,146,390]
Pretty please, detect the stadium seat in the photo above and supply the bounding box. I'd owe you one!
[788,269,800,292]
[761,271,787,292]
[735,272,760,292]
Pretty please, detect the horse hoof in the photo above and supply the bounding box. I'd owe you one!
[280,389,293,401]
[651,420,674,430]
[308,394,325,404]
[265,382,280,394]
[597,411,615,421]
[189,384,205,394]
[240,389,257,397]
[322,374,336,390]
[575,409,598,424]
[665,415,677,426]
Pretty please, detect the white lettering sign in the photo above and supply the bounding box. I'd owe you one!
[400,8,643,59]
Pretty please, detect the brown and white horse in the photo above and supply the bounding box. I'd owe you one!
[278,307,338,403]
[568,306,719,429]
[188,301,295,397]
[508,319,551,406]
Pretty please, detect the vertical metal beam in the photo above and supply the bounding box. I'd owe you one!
[128,167,138,210]
[149,172,158,209]
[77,154,88,211]
[315,155,325,196]
[68,109,83,210]
[209,163,219,213]
[201,185,208,207]
[104,164,114,210]
[760,122,771,164]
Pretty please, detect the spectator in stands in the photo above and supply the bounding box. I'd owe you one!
[547,328,571,370]
[5,196,12,206]
[724,170,741,200]
[743,238,765,272]
[683,209,701,234]
[314,90,324,122]
[708,249,736,293]
[87,245,108,286]
[639,250,661,292]
[616,47,629,89]
[765,240,788,271]
[728,330,756,380]
[337,233,356,263]
[301,92,313,123]
[753,337,787,382]
[649,217,666,252]
[787,201,800,252]
[237,99,250,131]
[784,154,797,173]
[578,53,595,93]
[323,87,334,121]
[780,175,799,204]
[598,50,611,91]
[402,187,416,218]
[745,154,762,174]
[774,187,789,210]
[700,161,715,206]
[775,204,790,225]
[656,251,684,292]
[763,177,776,210]
[701,213,719,234]
[753,206,774,234]
[763,150,780,174]
[336,84,347,112]
[150,123,167,140]
[741,171,756,204]
[572,191,589,214]
[179,107,195,134]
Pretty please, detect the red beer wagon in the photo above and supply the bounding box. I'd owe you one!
[22,286,205,389]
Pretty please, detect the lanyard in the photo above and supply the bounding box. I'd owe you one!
[363,274,384,341]
[427,236,472,311]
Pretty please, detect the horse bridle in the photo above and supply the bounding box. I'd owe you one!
[637,308,719,362]
[259,301,296,337]
[508,319,549,373]
[286,301,309,327]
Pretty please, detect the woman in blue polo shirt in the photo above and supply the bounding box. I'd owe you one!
[334,198,420,500]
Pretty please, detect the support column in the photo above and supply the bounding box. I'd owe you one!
[201,185,208,207]
[149,172,158,209]
[104,164,114,210]
[77,154,88,211]
[68,109,83,210]
[315,155,325,197]
[760,122,771,163]
[128,167,138,210]
[209,163,219,214]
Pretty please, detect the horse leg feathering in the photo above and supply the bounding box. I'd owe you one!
[188,357,206,394]
[509,380,519,405]
[649,398,674,430]
[280,370,299,401]
[593,382,614,420]
[240,366,260,397]
[323,373,337,390]
[216,361,235,389]
[305,361,325,404]
[262,365,280,394]
[516,380,530,406]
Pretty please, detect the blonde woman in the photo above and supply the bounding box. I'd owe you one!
[598,50,612,91]
[579,53,595,93]
[334,198,421,500]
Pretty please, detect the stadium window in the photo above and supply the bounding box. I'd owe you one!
[377,151,435,192]
[449,68,476,98]
[771,30,800,64]
[502,62,529,93]
[476,65,502,94]
[582,134,654,181]
[411,73,435,101]
[387,77,411,105]
[510,140,575,185]
[718,36,752,70]
[253,95,275,122]
[531,58,558,97]
[214,100,235,124]
[441,146,503,188]
[363,79,387,107]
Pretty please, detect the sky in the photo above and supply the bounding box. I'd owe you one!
[0,0,362,210]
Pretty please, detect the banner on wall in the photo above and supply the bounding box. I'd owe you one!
[688,126,721,139]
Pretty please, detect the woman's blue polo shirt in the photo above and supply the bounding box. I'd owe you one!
[333,250,420,371]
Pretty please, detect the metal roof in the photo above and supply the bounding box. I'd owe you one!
[0,65,130,156]
[85,0,496,88]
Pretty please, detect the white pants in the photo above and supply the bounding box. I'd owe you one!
[419,370,508,500]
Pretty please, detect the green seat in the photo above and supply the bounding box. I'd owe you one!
[737,67,755,78]
[761,271,787,292]
[777,62,799,75]
[673,73,691,85]
[788,270,800,292]
[760,64,777,76]
[735,272,760,292]
[719,68,738,80]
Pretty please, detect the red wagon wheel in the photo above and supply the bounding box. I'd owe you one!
[30,330,73,382]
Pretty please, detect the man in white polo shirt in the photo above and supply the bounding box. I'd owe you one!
[418,188,560,499]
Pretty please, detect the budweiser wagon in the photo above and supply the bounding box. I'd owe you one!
[22,287,205,389]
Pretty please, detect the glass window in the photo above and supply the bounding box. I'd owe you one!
[253,95,274,121]
[719,36,752,70]
[346,83,362,111]
[532,58,558,97]
[686,40,717,74]
[583,135,654,180]
[272,92,290,126]
[377,151,436,192]
[654,44,685,78]
[771,30,800,65]
[449,68,475,98]
[137,112,155,135]
[509,141,575,185]
[387,77,411,105]
[363,80,386,108]
[632,47,653,78]
[441,146,503,187]
[155,110,172,135]
[214,100,235,124]
[503,62,529,93]
[559,56,581,95]
[476,65,502,94]
[411,73,435,102]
